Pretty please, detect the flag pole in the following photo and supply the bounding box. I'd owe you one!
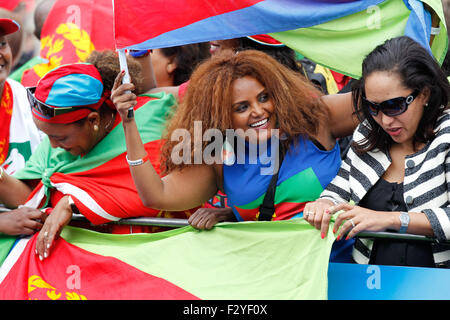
[117,48,134,118]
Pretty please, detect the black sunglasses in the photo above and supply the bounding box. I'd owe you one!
[26,87,97,119]
[362,89,420,117]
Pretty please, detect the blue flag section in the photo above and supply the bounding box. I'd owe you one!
[328,262,450,300]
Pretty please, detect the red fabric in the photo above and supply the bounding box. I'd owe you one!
[0,81,13,166]
[22,0,115,87]
[0,234,200,300]
[114,0,263,48]
[178,80,189,102]
[330,70,351,91]
[0,0,21,11]
[247,34,283,46]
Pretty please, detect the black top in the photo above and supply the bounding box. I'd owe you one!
[358,178,435,268]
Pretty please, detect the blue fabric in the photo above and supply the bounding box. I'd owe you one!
[223,136,341,221]
[403,0,433,55]
[124,0,385,50]
[46,74,103,107]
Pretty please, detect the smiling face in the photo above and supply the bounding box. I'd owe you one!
[364,71,429,147]
[0,35,12,87]
[231,76,277,142]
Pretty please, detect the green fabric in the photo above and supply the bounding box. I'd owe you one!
[271,0,447,79]
[238,168,323,210]
[0,234,17,267]
[61,219,336,300]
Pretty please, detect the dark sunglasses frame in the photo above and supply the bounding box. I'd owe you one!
[26,87,97,119]
[362,89,420,117]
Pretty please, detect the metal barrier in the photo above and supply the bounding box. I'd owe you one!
[71,214,190,228]
[1,206,448,243]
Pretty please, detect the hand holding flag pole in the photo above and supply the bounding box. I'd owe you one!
[117,48,134,118]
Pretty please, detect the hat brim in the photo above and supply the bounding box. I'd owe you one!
[0,18,19,36]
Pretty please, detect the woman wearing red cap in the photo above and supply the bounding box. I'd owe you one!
[0,52,195,260]
[0,18,44,236]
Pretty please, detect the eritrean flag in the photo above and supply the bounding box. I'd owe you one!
[0,219,335,300]
[19,0,115,87]
[113,0,447,78]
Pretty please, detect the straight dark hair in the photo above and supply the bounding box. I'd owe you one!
[352,36,450,153]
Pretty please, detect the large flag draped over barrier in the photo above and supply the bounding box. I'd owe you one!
[0,220,335,300]
[113,0,447,79]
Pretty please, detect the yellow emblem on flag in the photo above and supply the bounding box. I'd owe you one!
[28,275,87,300]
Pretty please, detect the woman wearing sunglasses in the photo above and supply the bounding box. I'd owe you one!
[304,36,450,267]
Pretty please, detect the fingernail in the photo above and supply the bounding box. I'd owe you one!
[46,243,50,249]
[325,210,329,214]
[44,252,48,258]
[336,235,340,241]
[35,249,38,255]
[39,255,43,261]
[321,232,325,239]
[345,236,350,241]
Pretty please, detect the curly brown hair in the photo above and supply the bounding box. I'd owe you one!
[86,50,143,94]
[161,49,329,173]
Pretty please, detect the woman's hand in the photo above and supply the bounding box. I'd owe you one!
[330,203,397,240]
[303,199,335,238]
[188,207,235,230]
[0,207,46,235]
[111,71,138,122]
[35,196,73,261]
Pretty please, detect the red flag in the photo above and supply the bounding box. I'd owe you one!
[0,234,199,300]
[22,0,115,86]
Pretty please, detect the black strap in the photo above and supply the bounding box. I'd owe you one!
[258,144,286,221]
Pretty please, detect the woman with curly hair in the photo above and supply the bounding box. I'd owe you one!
[112,49,357,260]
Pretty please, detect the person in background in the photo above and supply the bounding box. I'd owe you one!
[129,42,210,95]
[304,36,450,268]
[0,17,44,235]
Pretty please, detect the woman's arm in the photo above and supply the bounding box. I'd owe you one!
[321,92,359,139]
[330,204,434,241]
[0,168,33,207]
[111,72,218,211]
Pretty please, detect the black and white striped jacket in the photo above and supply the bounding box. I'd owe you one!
[320,110,450,267]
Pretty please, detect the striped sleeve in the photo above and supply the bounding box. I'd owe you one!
[421,146,450,241]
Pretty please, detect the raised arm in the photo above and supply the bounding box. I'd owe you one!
[111,72,218,211]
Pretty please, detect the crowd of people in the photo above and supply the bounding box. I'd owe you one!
[1,0,450,269]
